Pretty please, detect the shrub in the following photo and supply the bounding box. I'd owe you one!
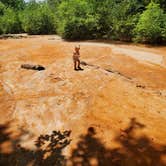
[134,2,165,43]
[61,17,98,40]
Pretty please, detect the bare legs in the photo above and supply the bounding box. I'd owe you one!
[74,60,77,70]
[74,59,83,70]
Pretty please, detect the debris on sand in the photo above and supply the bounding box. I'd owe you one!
[136,84,146,89]
[21,64,45,71]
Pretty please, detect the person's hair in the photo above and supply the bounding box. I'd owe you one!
[75,45,80,49]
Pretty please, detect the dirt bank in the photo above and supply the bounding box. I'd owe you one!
[0,36,166,165]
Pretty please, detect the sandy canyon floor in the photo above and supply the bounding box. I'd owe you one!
[0,35,166,165]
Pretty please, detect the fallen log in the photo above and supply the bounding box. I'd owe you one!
[21,64,45,71]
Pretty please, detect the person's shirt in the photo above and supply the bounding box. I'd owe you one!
[73,51,80,58]
[75,47,80,55]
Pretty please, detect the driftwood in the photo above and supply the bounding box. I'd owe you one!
[21,64,45,71]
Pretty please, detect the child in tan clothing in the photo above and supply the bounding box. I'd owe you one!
[73,45,83,71]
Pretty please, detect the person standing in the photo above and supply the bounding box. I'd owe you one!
[73,45,83,71]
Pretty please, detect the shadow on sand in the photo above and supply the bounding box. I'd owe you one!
[0,123,71,166]
[69,118,166,166]
[0,118,166,166]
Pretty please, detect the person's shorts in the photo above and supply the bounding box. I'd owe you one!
[73,55,80,61]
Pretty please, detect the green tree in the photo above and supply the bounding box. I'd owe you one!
[134,2,165,43]
[85,0,114,38]
[47,0,62,10]
[0,1,5,15]
[0,2,6,34]
[57,0,99,40]
[0,8,22,34]
[154,0,166,10]
[108,0,144,41]
[0,0,25,10]
[161,14,166,40]
[21,3,56,34]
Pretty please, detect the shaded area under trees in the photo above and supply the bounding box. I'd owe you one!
[0,118,166,166]
[0,123,71,166]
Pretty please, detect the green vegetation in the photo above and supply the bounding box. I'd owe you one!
[134,2,166,43]
[20,2,56,34]
[0,8,22,34]
[0,0,166,44]
[56,0,99,40]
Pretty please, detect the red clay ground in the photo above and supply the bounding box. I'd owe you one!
[0,35,166,165]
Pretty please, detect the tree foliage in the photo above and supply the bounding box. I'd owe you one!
[57,0,99,40]
[0,0,25,10]
[0,1,5,15]
[0,0,166,43]
[134,2,166,43]
[21,2,56,34]
[0,8,22,34]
